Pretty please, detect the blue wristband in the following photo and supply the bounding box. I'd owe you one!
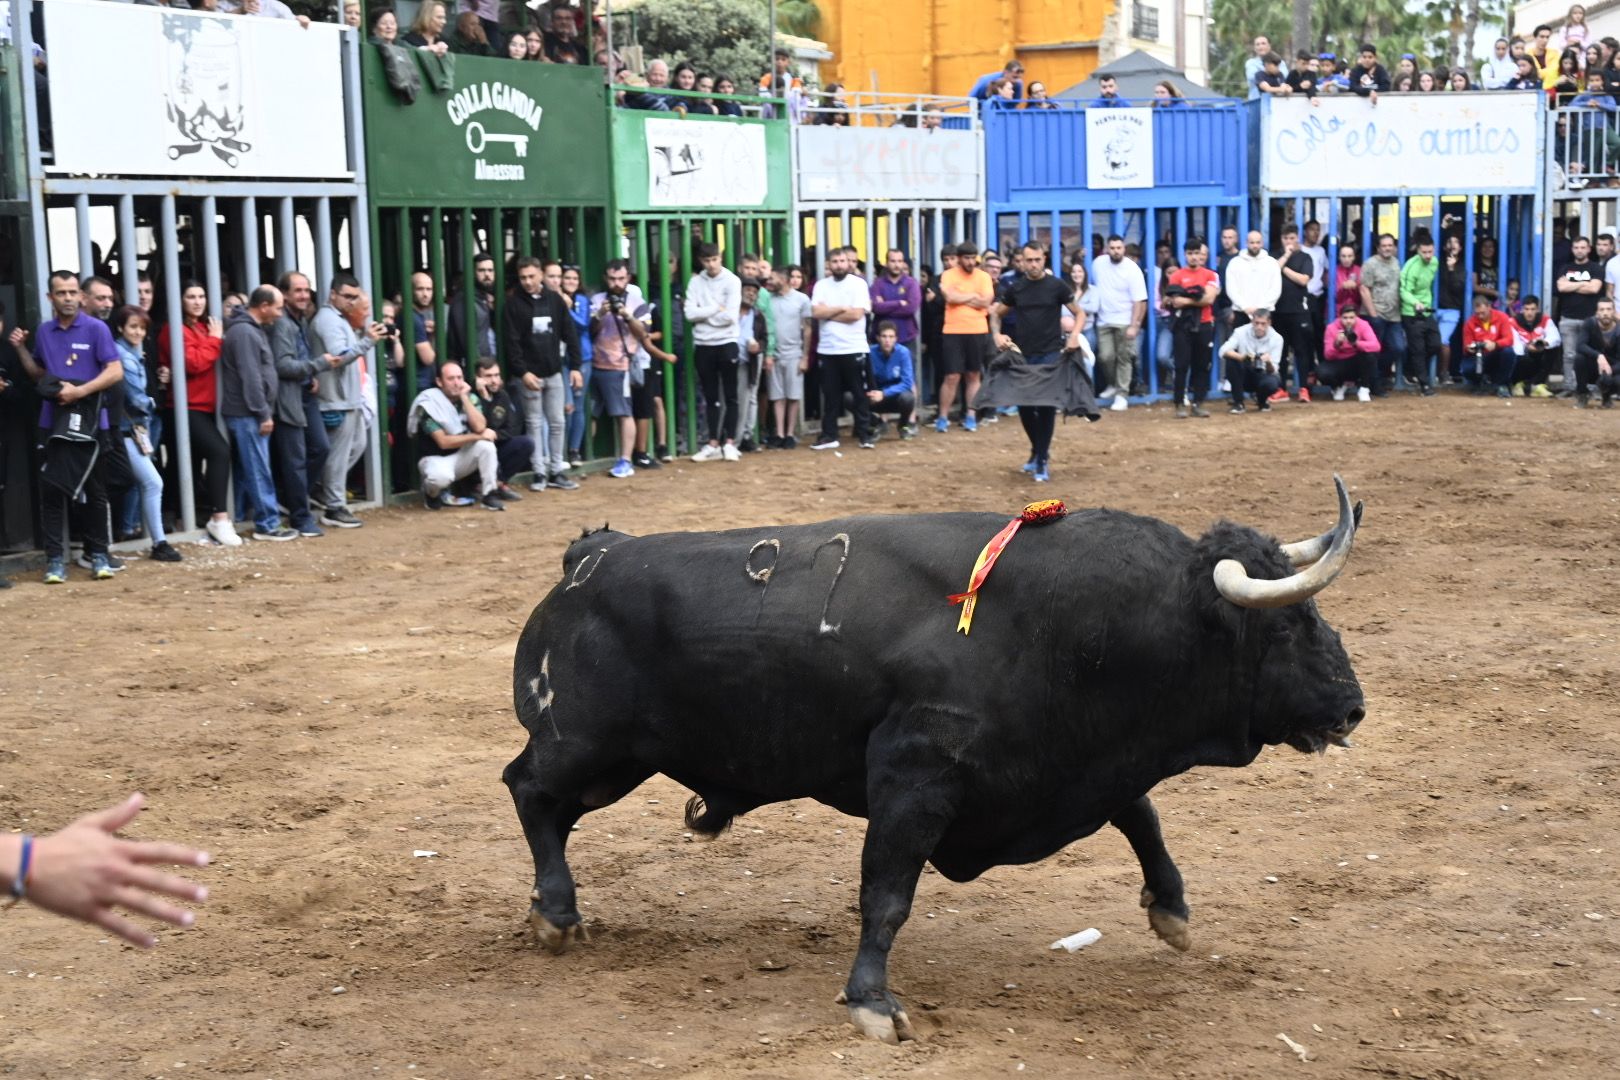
[9,835,32,903]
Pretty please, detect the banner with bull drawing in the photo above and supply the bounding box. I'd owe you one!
[1085,108,1155,190]
[44,0,349,179]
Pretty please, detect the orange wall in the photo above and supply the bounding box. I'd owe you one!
[817,0,1110,97]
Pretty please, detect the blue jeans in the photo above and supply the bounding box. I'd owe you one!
[568,360,592,453]
[225,415,281,534]
[119,413,162,537]
[122,433,167,544]
[1367,316,1406,387]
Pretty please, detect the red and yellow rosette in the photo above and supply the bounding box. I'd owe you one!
[947,500,1068,635]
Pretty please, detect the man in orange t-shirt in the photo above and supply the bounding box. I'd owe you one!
[936,241,995,433]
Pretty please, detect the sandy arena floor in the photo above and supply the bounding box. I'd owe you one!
[1,391,1617,1079]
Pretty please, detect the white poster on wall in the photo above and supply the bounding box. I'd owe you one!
[1263,92,1540,193]
[1085,108,1155,189]
[644,118,768,208]
[45,0,350,179]
[794,126,980,202]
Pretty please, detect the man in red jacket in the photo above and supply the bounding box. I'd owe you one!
[1319,306,1380,401]
[1459,295,1516,397]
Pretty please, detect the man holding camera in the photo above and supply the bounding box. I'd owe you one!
[1164,237,1220,418]
[1509,295,1561,397]
[1399,238,1440,396]
[1319,305,1381,401]
[1219,307,1284,413]
[590,259,656,479]
[1459,294,1515,396]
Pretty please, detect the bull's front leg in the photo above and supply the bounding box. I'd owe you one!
[840,732,962,1044]
[1110,795,1191,951]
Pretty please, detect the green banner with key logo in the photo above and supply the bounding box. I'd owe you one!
[361,48,609,206]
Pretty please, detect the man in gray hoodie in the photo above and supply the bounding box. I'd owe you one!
[308,272,384,528]
[269,270,333,537]
[220,286,297,542]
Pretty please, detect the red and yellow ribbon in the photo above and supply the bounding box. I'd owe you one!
[947,500,1068,635]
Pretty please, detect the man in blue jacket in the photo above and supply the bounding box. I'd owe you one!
[970,60,1024,101]
[865,321,916,445]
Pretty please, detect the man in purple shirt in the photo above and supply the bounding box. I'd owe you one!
[14,271,124,582]
[869,249,921,347]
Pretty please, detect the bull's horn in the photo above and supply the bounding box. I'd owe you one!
[1215,476,1357,609]
[1280,500,1365,566]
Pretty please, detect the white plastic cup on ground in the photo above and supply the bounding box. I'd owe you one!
[1049,928,1103,953]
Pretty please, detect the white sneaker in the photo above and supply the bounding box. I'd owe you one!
[1356,387,1372,403]
[1109,395,1129,412]
[1331,385,1346,402]
[721,443,742,462]
[811,438,840,450]
[206,517,244,547]
[1098,386,1118,400]
[691,444,723,462]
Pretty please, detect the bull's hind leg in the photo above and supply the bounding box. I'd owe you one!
[1110,795,1191,951]
[502,745,649,954]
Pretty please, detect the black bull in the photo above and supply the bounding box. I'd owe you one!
[504,479,1367,1042]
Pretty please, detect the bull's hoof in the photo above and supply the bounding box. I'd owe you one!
[1140,887,1192,952]
[836,989,916,1044]
[528,908,590,955]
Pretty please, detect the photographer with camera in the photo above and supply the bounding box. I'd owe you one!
[589,260,656,479]
[1219,307,1284,414]
[1399,237,1441,396]
[1165,236,1220,418]
[1509,295,1561,397]
[1320,305,1382,402]
[1459,294,1515,396]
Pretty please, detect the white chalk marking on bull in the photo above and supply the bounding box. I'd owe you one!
[533,651,561,740]
[746,538,781,583]
[565,547,610,592]
[816,533,851,637]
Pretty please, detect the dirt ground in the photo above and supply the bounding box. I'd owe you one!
[2,392,1618,1080]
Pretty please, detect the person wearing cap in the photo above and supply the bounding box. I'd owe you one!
[1395,54,1418,83]
[1319,54,1349,92]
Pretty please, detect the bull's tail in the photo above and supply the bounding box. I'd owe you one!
[683,793,741,838]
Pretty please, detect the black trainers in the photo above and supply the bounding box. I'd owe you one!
[630,452,661,470]
[321,506,363,528]
[656,443,673,463]
[781,435,798,449]
[1229,402,1246,414]
[494,483,523,501]
[1420,383,1437,397]
[738,437,757,453]
[548,473,581,489]
[149,541,183,563]
[75,552,125,573]
[481,492,506,511]
[254,526,299,542]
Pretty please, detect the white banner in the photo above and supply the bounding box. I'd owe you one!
[1085,108,1155,189]
[1263,92,1540,193]
[45,0,350,179]
[794,126,980,202]
[644,118,768,208]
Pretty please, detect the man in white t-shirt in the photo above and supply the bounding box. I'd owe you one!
[810,246,875,450]
[1601,233,1620,300]
[1089,235,1148,411]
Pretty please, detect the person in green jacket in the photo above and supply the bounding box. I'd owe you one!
[1399,238,1440,396]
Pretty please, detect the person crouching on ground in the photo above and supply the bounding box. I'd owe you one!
[472,356,532,500]
[1509,296,1561,397]
[1459,295,1516,396]
[1319,305,1381,401]
[865,321,917,444]
[407,361,503,511]
[1221,308,1284,413]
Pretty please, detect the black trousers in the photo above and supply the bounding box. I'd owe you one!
[871,390,916,421]
[1225,359,1281,404]
[179,409,232,517]
[1512,348,1555,386]
[1317,351,1378,389]
[694,343,740,444]
[1172,322,1214,403]
[1574,352,1620,399]
[42,468,108,561]
[1273,311,1316,386]
[496,435,536,481]
[818,352,872,442]
[1017,406,1056,462]
[1402,315,1440,387]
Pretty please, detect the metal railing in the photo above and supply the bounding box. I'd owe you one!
[1550,102,1620,189]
